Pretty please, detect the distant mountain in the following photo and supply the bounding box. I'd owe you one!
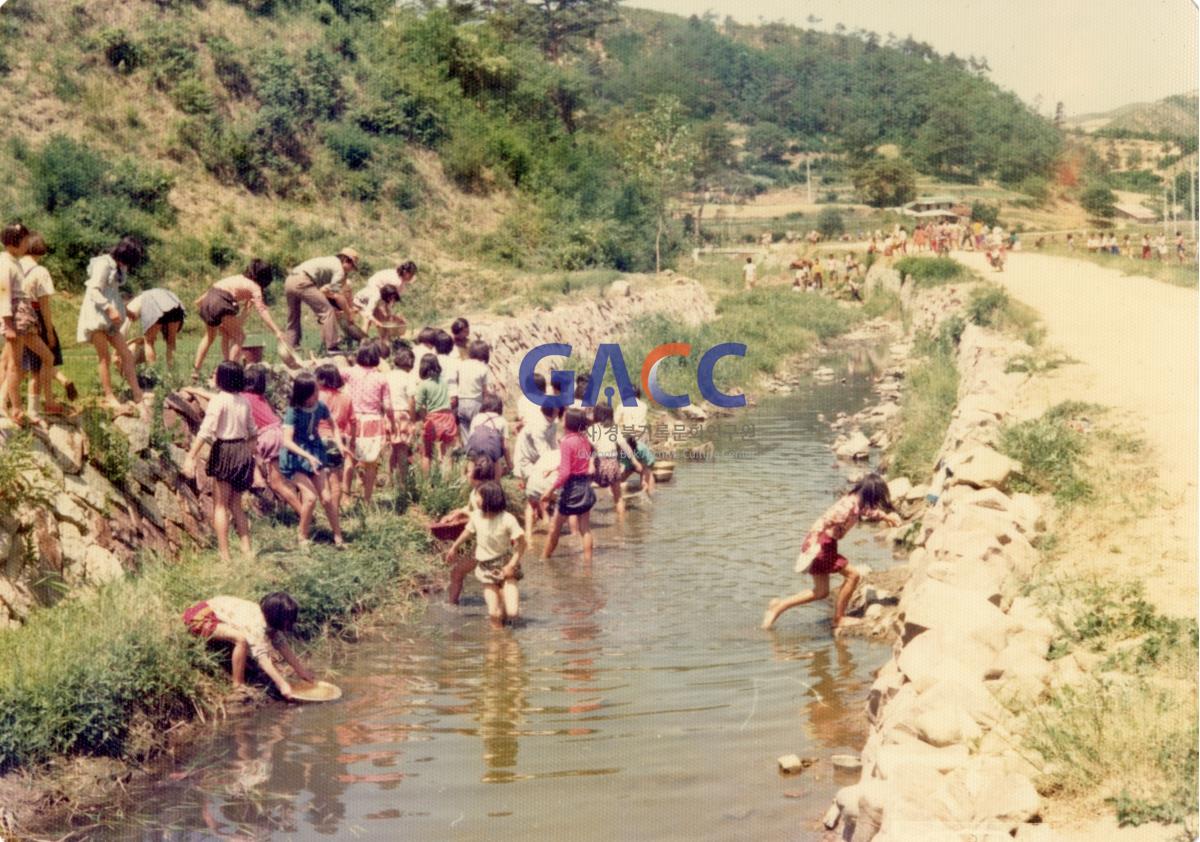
[1067,92,1198,137]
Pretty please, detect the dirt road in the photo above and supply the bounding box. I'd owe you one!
[957,251,1197,616]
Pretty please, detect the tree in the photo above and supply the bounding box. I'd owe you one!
[483,0,619,61]
[816,206,844,238]
[1126,147,1143,169]
[1080,182,1116,219]
[745,122,790,164]
[851,157,917,207]
[1053,101,1065,128]
[620,96,698,273]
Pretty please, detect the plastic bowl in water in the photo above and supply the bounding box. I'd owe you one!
[289,680,343,703]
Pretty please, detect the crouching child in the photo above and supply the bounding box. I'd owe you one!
[182,591,315,699]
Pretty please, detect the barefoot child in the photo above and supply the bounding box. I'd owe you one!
[242,364,306,519]
[587,402,642,514]
[542,407,595,564]
[341,343,395,504]
[761,473,900,632]
[384,345,417,487]
[75,237,146,413]
[314,364,354,510]
[445,481,527,627]
[412,353,457,475]
[279,372,346,550]
[444,455,498,605]
[182,592,315,698]
[183,361,257,562]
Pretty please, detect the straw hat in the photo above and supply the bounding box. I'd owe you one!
[337,247,360,267]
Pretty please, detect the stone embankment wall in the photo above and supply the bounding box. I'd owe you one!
[825,302,1075,840]
[0,279,716,628]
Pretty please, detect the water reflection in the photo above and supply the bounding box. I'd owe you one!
[477,632,527,782]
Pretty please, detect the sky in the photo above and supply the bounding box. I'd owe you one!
[626,0,1199,117]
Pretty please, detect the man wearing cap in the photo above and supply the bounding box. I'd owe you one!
[284,248,360,351]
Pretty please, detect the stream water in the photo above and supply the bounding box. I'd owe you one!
[100,353,895,841]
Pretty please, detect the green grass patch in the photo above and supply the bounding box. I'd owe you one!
[888,339,960,482]
[894,256,973,287]
[997,402,1097,505]
[0,503,445,774]
[966,283,1044,346]
[1023,577,1198,827]
[612,287,858,400]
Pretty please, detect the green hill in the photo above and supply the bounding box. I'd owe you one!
[0,1,1061,293]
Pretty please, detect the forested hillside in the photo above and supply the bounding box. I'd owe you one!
[0,0,1061,289]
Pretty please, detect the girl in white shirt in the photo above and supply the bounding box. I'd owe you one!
[444,481,527,626]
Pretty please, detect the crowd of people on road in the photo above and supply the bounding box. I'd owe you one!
[1072,230,1189,262]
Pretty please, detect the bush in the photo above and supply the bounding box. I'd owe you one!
[170,76,216,115]
[0,433,52,516]
[894,256,968,287]
[28,135,107,212]
[966,284,1009,326]
[816,206,844,238]
[81,408,132,486]
[998,402,1093,504]
[324,123,374,170]
[99,28,141,73]
[208,36,253,99]
[970,200,1000,229]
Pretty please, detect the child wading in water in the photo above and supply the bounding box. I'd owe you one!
[761,473,900,632]
[444,480,527,627]
[542,407,596,564]
[182,592,315,699]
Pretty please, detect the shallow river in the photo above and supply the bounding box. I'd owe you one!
[103,354,896,841]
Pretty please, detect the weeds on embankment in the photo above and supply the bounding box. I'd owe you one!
[894,256,974,287]
[966,283,1045,346]
[888,321,961,482]
[0,488,451,774]
[998,402,1097,506]
[1007,402,1198,831]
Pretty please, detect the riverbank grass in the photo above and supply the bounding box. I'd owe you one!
[894,256,975,287]
[888,324,960,482]
[0,504,444,774]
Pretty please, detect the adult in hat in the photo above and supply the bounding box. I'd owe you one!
[283,248,359,351]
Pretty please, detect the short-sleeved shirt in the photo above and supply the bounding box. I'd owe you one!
[18,257,53,301]
[614,401,649,436]
[205,596,275,662]
[317,388,354,438]
[437,352,459,397]
[243,391,281,430]
[284,401,332,452]
[514,410,557,478]
[127,288,184,336]
[465,509,523,561]
[342,366,393,417]
[352,283,385,315]
[469,411,509,441]
[456,358,490,404]
[291,255,347,292]
[365,268,410,295]
[384,368,417,411]
[415,377,451,414]
[0,252,22,317]
[196,391,258,443]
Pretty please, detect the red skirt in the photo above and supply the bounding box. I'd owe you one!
[183,601,219,637]
[804,533,848,576]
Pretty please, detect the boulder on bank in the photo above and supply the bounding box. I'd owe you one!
[946,445,1021,491]
[835,430,871,460]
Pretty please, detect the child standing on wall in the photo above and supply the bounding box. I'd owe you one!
[444,481,527,627]
[183,361,258,562]
[761,473,901,632]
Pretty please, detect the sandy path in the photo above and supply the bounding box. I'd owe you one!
[956,251,1197,616]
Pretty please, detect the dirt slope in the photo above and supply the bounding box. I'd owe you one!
[956,251,1197,617]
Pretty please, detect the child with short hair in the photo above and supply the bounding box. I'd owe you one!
[341,343,395,504]
[182,591,315,698]
[587,402,642,514]
[183,361,257,562]
[456,339,491,439]
[433,329,459,417]
[514,404,559,536]
[19,233,75,418]
[314,364,354,510]
[411,353,457,475]
[444,455,498,605]
[761,473,901,632]
[542,407,595,563]
[75,236,147,414]
[385,346,417,487]
[444,480,527,627]
[450,317,470,360]
[279,372,346,549]
[466,392,509,470]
